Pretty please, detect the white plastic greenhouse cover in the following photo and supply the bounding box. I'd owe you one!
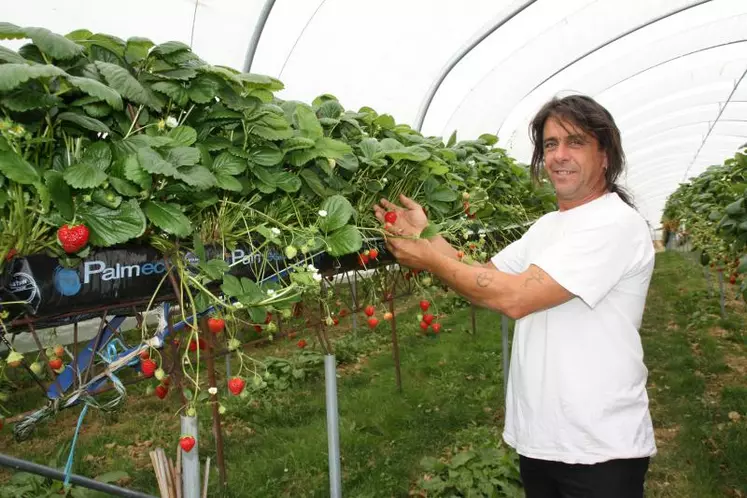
[3,0,747,229]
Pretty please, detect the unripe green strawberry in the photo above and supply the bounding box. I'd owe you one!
[285,245,298,259]
[155,368,165,381]
[266,322,277,333]
[228,338,241,351]
[30,361,44,376]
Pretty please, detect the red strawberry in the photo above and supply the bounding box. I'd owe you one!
[53,344,65,358]
[423,313,434,325]
[207,317,225,334]
[358,253,370,266]
[297,339,307,349]
[254,325,263,333]
[333,317,339,326]
[369,248,379,259]
[431,323,442,334]
[419,321,429,330]
[161,376,171,387]
[179,435,196,453]
[228,377,245,395]
[730,275,737,285]
[57,224,90,254]
[384,312,393,321]
[339,309,348,317]
[188,340,197,352]
[384,211,397,224]
[139,350,150,360]
[364,305,375,317]
[141,358,157,378]
[419,300,430,312]
[155,385,168,399]
[265,313,273,324]
[5,248,17,261]
[367,317,379,328]
[456,250,464,259]
[48,358,62,370]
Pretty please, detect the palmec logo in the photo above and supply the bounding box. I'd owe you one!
[52,260,169,296]
[9,271,40,308]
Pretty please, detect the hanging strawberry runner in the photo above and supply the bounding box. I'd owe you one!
[0,23,555,442]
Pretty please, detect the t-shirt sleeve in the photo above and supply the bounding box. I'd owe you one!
[490,234,529,275]
[529,218,651,309]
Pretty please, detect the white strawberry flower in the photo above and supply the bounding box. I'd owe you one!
[313,273,322,282]
[271,227,281,235]
[318,210,328,217]
[208,387,218,395]
[165,116,178,128]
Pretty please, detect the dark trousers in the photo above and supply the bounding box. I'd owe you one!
[519,455,650,498]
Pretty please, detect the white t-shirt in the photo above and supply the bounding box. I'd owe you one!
[491,192,657,465]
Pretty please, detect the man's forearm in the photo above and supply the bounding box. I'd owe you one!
[427,234,460,260]
[422,249,522,318]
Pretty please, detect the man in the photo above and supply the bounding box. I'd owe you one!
[373,95,656,498]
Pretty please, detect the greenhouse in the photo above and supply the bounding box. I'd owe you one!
[0,1,745,497]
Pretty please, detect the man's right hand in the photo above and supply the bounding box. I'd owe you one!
[373,194,429,237]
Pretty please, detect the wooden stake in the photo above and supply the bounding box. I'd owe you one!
[202,456,211,498]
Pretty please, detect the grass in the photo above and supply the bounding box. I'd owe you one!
[0,251,745,497]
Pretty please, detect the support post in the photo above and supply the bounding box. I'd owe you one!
[389,293,402,392]
[324,354,342,498]
[200,318,227,490]
[717,271,726,319]
[180,415,200,498]
[501,315,509,398]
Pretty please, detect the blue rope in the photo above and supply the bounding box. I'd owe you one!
[63,403,88,488]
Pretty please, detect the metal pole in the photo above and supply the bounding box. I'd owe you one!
[501,315,509,398]
[201,318,227,489]
[0,452,157,498]
[180,415,200,498]
[324,354,342,498]
[241,0,276,72]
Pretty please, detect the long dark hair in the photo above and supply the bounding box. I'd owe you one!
[529,94,635,208]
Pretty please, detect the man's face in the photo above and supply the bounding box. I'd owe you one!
[542,116,608,208]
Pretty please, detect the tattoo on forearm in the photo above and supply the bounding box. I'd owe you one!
[476,271,494,288]
[523,267,545,288]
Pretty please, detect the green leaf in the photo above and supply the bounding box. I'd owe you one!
[300,169,327,197]
[109,177,140,197]
[427,186,458,203]
[153,41,190,56]
[57,112,110,134]
[336,153,359,172]
[725,198,744,215]
[250,146,284,167]
[479,133,498,146]
[82,142,112,170]
[215,173,243,192]
[1,88,61,111]
[123,155,152,189]
[326,225,363,257]
[320,195,355,232]
[174,165,217,190]
[93,470,129,484]
[0,150,40,185]
[92,189,122,209]
[143,201,192,237]
[166,147,200,167]
[294,105,323,140]
[420,223,441,239]
[66,75,123,110]
[0,63,66,92]
[358,138,381,160]
[0,45,27,64]
[283,136,316,152]
[78,199,147,247]
[450,451,476,468]
[125,37,154,64]
[212,152,246,175]
[386,145,430,162]
[188,76,221,104]
[137,147,178,177]
[22,26,84,59]
[168,126,197,147]
[315,137,352,159]
[94,61,158,110]
[63,163,108,189]
[156,68,197,80]
[45,171,74,220]
[151,81,189,107]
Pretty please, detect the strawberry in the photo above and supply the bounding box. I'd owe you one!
[30,361,44,376]
[384,211,397,224]
[179,435,196,453]
[48,357,62,370]
[141,358,157,378]
[333,317,339,326]
[358,253,370,266]
[6,351,23,368]
[0,418,3,430]
[367,317,379,328]
[384,312,393,321]
[155,385,168,399]
[228,377,245,395]
[431,323,442,334]
[57,224,90,254]
[188,340,197,352]
[419,321,429,330]
[139,350,150,360]
[297,339,307,349]
[53,344,65,358]
[730,274,737,285]
[423,313,434,325]
[207,317,225,334]
[419,300,430,312]
[369,248,379,260]
[5,248,17,261]
[456,250,464,259]
[161,376,171,387]
[339,309,348,317]
[364,305,375,317]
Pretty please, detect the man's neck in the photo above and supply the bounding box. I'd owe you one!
[557,188,609,211]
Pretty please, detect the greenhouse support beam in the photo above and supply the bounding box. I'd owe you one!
[412,0,537,132]
[496,0,711,137]
[682,66,747,181]
[0,452,157,498]
[242,0,276,72]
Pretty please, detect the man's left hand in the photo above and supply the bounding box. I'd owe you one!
[384,234,434,271]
